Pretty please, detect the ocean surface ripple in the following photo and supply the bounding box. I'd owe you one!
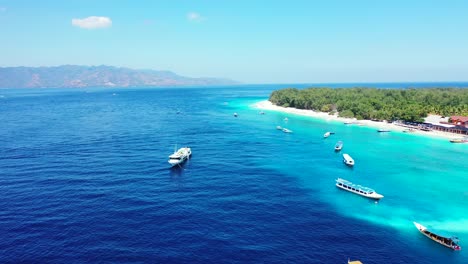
[0,84,467,263]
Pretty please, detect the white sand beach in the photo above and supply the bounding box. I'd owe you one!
[253,100,464,140]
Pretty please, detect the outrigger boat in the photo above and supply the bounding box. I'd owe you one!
[413,222,461,250]
[449,137,468,143]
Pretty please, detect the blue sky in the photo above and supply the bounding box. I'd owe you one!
[1,0,467,83]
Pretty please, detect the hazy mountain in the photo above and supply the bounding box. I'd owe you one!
[0,65,239,88]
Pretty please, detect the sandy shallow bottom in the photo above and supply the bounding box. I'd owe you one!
[253,100,465,140]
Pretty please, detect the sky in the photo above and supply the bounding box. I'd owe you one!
[0,0,468,83]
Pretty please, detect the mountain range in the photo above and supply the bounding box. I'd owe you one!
[0,65,238,88]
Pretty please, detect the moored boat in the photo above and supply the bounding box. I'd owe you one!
[276,125,282,130]
[324,131,331,138]
[342,153,354,166]
[282,128,293,133]
[413,222,461,250]
[168,147,192,167]
[336,178,383,200]
[335,141,343,151]
[449,137,468,143]
[377,128,390,132]
[233,112,238,117]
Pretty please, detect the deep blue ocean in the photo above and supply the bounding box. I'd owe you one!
[0,83,467,263]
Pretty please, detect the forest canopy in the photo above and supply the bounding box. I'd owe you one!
[268,87,468,122]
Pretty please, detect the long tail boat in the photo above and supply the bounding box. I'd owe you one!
[413,222,461,250]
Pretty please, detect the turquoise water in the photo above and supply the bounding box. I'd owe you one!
[239,97,468,255]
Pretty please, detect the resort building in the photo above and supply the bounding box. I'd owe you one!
[450,116,468,127]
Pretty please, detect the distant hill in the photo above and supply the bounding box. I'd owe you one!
[0,65,239,88]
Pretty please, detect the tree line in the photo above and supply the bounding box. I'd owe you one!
[269,87,468,122]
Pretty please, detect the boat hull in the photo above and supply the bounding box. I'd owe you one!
[336,184,383,200]
[413,222,461,250]
[168,148,192,167]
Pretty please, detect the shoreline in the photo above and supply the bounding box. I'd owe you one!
[253,100,465,141]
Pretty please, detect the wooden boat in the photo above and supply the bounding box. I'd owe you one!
[413,222,461,250]
[449,137,468,143]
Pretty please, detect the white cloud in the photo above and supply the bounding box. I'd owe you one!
[71,16,112,29]
[187,12,205,22]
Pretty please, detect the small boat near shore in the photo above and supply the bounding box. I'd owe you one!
[282,128,293,133]
[168,147,192,167]
[377,129,390,132]
[336,178,383,200]
[413,222,461,250]
[324,131,331,138]
[335,141,343,151]
[403,128,415,133]
[449,137,468,143]
[343,153,354,166]
[276,126,282,130]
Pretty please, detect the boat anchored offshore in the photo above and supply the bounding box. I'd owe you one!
[282,128,293,133]
[335,141,343,151]
[343,153,354,166]
[336,178,384,200]
[168,147,192,167]
[324,131,331,138]
[413,222,461,250]
[276,126,283,130]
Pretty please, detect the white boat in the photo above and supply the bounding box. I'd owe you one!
[284,117,288,121]
[449,137,468,143]
[336,178,384,200]
[324,131,331,138]
[168,147,192,167]
[335,141,343,151]
[233,112,238,117]
[413,222,461,250]
[282,128,293,133]
[343,153,354,166]
[276,126,283,130]
[377,128,390,132]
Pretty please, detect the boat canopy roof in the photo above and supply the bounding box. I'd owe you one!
[336,178,375,193]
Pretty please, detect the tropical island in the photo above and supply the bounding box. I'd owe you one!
[254,87,468,139]
[268,87,468,122]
